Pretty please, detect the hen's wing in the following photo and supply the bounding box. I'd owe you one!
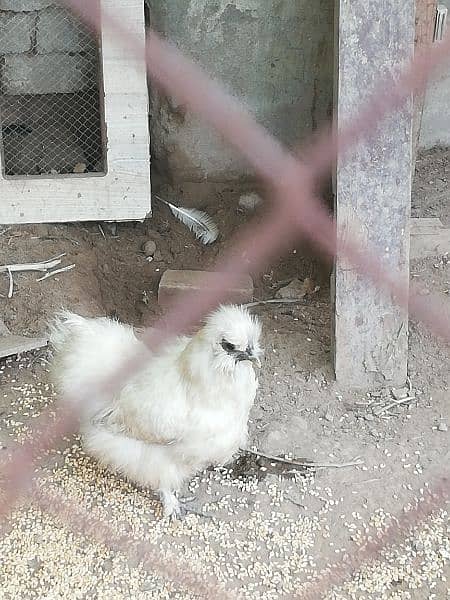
[88,387,181,450]
[107,336,192,447]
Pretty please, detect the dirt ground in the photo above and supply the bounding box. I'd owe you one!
[0,148,449,599]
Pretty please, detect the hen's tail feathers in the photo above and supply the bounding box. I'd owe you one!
[48,310,87,350]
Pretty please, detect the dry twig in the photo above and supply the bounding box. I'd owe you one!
[36,264,76,282]
[244,298,306,308]
[373,396,416,416]
[0,254,66,273]
[244,448,364,470]
[6,268,13,299]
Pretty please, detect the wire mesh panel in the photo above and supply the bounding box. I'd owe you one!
[0,1,104,177]
[0,0,151,225]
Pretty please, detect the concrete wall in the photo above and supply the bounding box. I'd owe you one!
[420,0,450,148]
[1,0,446,181]
[0,1,96,95]
[148,0,334,183]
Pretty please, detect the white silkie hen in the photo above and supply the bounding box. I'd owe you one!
[49,305,262,517]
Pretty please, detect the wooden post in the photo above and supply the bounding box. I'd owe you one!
[333,1,415,389]
[413,0,438,172]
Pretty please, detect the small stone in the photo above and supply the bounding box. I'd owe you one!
[238,192,262,212]
[153,250,163,262]
[276,279,305,299]
[392,387,409,400]
[364,414,375,422]
[143,240,157,257]
[276,277,317,300]
[324,411,334,422]
[437,422,448,432]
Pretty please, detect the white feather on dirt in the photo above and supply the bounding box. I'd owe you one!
[155,195,219,244]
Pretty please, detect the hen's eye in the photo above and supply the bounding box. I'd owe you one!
[221,340,236,353]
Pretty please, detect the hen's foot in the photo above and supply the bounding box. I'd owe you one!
[159,491,211,519]
[159,490,181,519]
[179,496,212,519]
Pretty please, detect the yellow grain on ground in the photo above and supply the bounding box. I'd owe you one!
[0,355,449,599]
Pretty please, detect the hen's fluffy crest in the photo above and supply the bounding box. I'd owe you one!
[204,304,261,346]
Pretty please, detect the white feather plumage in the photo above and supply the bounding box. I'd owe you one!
[49,305,262,517]
[155,195,219,244]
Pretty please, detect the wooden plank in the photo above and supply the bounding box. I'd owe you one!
[410,217,444,232]
[0,0,151,224]
[102,61,148,95]
[0,171,151,223]
[0,335,48,359]
[411,229,450,258]
[333,0,414,389]
[158,270,254,308]
[410,217,450,259]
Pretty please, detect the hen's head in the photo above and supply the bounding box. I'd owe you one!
[202,305,263,373]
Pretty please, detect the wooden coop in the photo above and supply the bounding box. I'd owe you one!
[0,0,151,223]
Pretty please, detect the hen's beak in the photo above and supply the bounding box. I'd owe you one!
[243,352,261,368]
[250,355,262,368]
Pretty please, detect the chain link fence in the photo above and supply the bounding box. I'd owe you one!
[0,0,104,176]
[0,0,449,598]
